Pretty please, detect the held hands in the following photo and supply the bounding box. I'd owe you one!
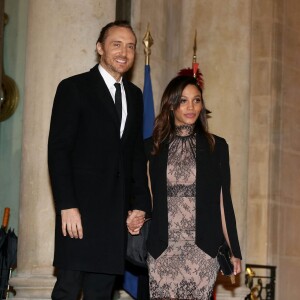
[61,208,83,239]
[126,210,146,235]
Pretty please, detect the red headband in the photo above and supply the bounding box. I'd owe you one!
[177,66,204,89]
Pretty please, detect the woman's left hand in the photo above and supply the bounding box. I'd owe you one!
[231,256,242,275]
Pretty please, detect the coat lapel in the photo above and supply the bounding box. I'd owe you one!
[195,132,215,224]
[196,132,212,187]
[88,65,120,133]
[151,141,169,241]
[154,141,168,190]
[121,80,132,141]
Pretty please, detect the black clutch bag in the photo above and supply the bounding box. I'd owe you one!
[217,241,234,276]
[126,219,151,268]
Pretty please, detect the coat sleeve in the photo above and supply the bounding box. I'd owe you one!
[219,139,242,259]
[48,79,81,213]
[130,88,152,214]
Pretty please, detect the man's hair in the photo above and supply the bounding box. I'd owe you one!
[96,20,137,45]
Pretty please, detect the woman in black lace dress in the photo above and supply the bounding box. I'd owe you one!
[145,75,242,300]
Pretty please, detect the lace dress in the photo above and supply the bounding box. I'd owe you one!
[148,125,219,300]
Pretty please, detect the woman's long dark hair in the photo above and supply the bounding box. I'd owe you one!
[152,75,215,155]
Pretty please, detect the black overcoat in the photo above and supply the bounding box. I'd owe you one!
[48,65,151,274]
[145,133,242,260]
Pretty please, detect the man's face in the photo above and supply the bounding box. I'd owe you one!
[96,26,136,81]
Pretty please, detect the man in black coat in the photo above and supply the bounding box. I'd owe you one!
[48,20,151,299]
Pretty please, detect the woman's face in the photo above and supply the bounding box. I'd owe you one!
[173,84,202,126]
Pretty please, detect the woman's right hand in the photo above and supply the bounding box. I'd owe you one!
[231,256,242,275]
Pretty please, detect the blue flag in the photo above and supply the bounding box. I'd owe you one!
[123,65,154,299]
[143,65,155,139]
[123,270,139,299]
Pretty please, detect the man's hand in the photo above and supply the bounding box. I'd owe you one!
[61,208,83,239]
[126,210,146,235]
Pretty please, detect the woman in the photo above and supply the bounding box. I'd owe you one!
[145,75,242,299]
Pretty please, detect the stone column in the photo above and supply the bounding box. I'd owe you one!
[10,1,115,298]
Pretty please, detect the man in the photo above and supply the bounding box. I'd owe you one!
[48,20,151,299]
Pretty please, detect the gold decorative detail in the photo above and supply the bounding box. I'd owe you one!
[143,23,153,66]
[245,267,259,300]
[193,29,197,64]
[0,74,19,122]
[0,13,19,122]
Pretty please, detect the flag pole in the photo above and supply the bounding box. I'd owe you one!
[192,29,199,78]
[143,23,154,66]
[193,29,197,64]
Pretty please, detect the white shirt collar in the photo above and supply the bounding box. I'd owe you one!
[98,64,123,88]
